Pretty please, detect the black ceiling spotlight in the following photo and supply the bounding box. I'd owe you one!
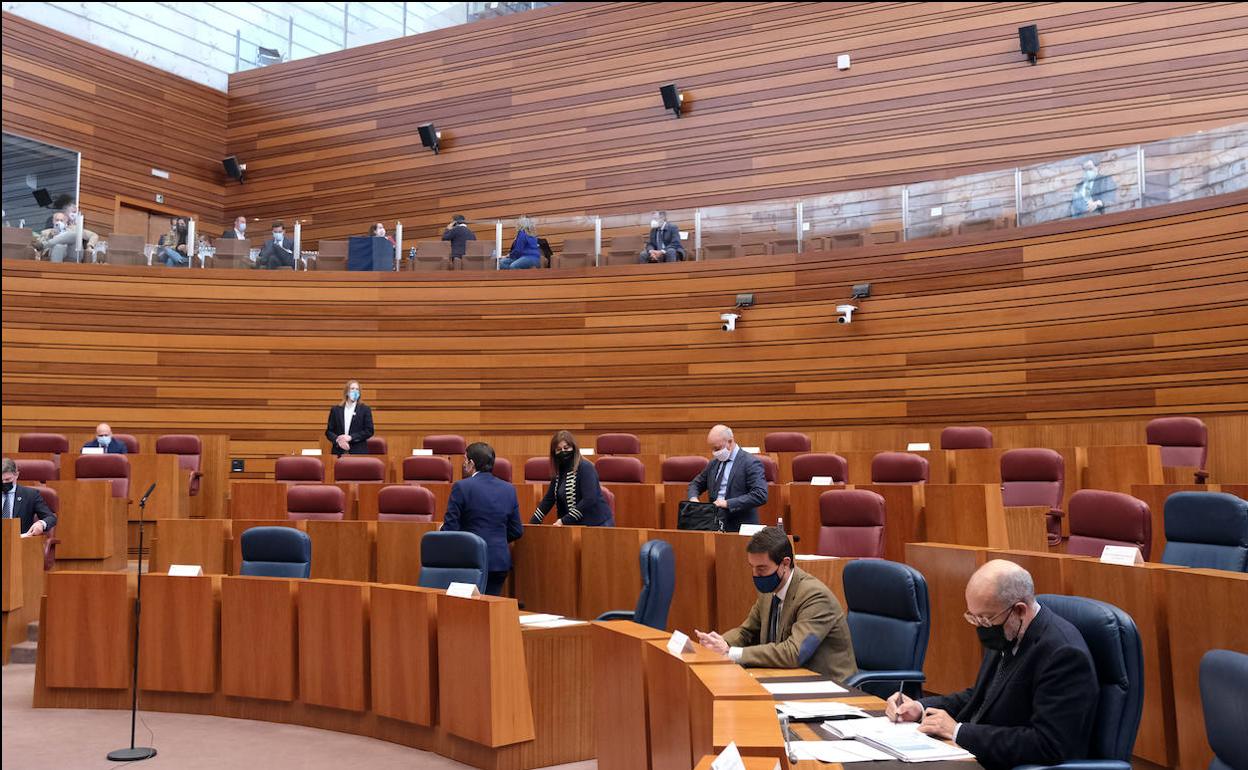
[418,122,442,154]
[851,283,871,299]
[222,155,245,184]
[659,83,684,118]
[1018,24,1039,65]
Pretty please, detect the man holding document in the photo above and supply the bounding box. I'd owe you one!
[884,560,1098,770]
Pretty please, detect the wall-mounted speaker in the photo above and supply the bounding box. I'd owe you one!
[418,122,441,154]
[1018,24,1039,64]
[659,83,683,118]
[32,188,52,208]
[222,155,244,183]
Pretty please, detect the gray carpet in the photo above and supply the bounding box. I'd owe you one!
[2,663,596,770]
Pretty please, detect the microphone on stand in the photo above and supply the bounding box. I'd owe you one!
[138,482,157,507]
[107,481,157,763]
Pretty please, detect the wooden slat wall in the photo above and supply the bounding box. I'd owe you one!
[3,194,1247,480]
[1,13,227,237]
[224,1,1248,246]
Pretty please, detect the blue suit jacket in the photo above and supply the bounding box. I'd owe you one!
[686,448,768,531]
[442,471,523,571]
[82,439,128,454]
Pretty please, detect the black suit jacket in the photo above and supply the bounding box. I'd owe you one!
[8,484,57,533]
[686,448,768,532]
[922,605,1098,770]
[645,222,685,260]
[258,236,295,269]
[324,403,375,455]
[220,229,247,239]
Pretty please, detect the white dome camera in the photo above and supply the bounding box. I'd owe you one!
[836,304,857,324]
[720,312,740,331]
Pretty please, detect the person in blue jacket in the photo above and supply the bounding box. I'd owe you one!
[441,442,524,595]
[530,430,614,527]
[499,216,542,269]
[82,423,128,454]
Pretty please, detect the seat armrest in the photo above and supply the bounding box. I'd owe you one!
[845,670,926,687]
[595,610,636,622]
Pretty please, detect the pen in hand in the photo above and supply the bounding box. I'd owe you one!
[889,681,909,723]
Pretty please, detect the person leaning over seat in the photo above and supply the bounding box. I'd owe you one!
[530,430,613,526]
[499,216,542,270]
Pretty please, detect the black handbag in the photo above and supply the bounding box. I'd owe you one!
[677,500,723,532]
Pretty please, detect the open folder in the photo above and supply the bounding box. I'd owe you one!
[851,721,975,762]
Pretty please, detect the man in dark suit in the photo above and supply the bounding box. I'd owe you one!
[687,424,768,532]
[2,458,57,536]
[82,423,128,454]
[257,220,295,269]
[1070,159,1117,217]
[441,214,477,264]
[220,215,249,239]
[638,211,685,263]
[441,442,524,595]
[886,559,1098,770]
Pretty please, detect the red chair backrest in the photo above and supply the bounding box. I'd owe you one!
[764,432,811,453]
[661,456,709,483]
[115,434,141,453]
[791,453,848,483]
[377,484,434,522]
[14,459,58,483]
[155,434,202,474]
[402,456,453,483]
[1001,449,1064,508]
[525,457,554,483]
[595,433,641,454]
[939,426,993,449]
[1067,489,1152,560]
[596,455,645,483]
[870,452,929,484]
[1145,417,1208,469]
[275,456,324,483]
[757,454,778,483]
[74,454,130,498]
[491,457,514,483]
[366,436,389,455]
[286,484,345,520]
[31,484,60,515]
[817,489,886,557]
[18,433,69,453]
[422,435,466,454]
[334,456,386,482]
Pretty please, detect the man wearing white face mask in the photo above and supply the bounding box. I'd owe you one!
[82,423,128,454]
[257,220,295,269]
[221,215,249,240]
[638,210,685,263]
[1070,159,1117,217]
[686,424,767,532]
[33,209,98,263]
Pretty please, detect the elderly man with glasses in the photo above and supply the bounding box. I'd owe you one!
[884,559,1099,770]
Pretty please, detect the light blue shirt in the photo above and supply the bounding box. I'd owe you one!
[716,444,740,501]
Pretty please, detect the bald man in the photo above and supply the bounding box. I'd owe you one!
[686,424,767,532]
[885,560,1098,770]
[81,423,128,454]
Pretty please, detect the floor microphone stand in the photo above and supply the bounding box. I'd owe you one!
[107,483,157,762]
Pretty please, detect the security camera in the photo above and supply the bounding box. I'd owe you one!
[836,304,857,324]
[721,312,740,331]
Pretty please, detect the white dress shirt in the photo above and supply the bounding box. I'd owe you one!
[342,401,356,440]
[728,566,795,662]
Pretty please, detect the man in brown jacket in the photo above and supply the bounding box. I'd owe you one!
[696,527,857,682]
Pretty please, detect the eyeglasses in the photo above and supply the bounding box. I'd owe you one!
[963,605,1013,628]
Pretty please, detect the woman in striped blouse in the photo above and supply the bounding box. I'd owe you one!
[530,430,613,526]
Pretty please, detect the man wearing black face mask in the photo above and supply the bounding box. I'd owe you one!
[2,458,57,537]
[694,527,856,681]
[885,560,1098,770]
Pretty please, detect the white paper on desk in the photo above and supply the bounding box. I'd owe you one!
[300,448,322,456]
[445,582,480,598]
[667,630,694,655]
[762,680,848,696]
[790,740,893,762]
[810,475,834,486]
[411,448,433,456]
[709,741,748,770]
[168,564,204,577]
[854,722,975,762]
[794,554,835,561]
[1100,545,1144,565]
[820,715,896,738]
[518,613,564,625]
[526,618,587,628]
[81,446,104,455]
[776,700,867,720]
[738,524,765,536]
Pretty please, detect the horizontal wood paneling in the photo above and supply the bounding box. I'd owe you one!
[224,1,1248,246]
[1,12,227,237]
[3,194,1246,481]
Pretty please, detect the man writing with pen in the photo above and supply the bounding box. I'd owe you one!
[885,560,1098,770]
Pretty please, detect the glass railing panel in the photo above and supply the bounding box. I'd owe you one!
[599,210,696,266]
[906,169,1017,241]
[801,186,904,253]
[1141,122,1247,207]
[1020,146,1140,227]
[698,201,797,261]
[528,214,596,269]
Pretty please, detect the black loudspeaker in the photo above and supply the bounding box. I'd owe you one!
[231,459,245,472]
[32,188,52,207]
[1018,24,1039,64]
[659,83,682,118]
[222,155,244,182]
[418,122,441,154]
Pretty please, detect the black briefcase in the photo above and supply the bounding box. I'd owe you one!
[677,500,723,532]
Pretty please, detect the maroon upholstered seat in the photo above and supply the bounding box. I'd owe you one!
[525,457,554,483]
[115,433,141,453]
[402,456,453,483]
[600,485,616,517]
[817,490,886,557]
[757,455,778,483]
[662,456,709,483]
[377,484,435,522]
[14,459,58,483]
[365,436,389,455]
[791,453,848,483]
[18,433,69,454]
[286,484,345,521]
[1066,489,1152,560]
[155,434,203,496]
[870,452,929,484]
[939,426,993,450]
[764,432,811,453]
[596,455,645,483]
[334,456,386,482]
[30,484,60,570]
[422,435,467,455]
[1145,417,1209,482]
[274,456,324,484]
[595,433,641,454]
[492,457,514,483]
[75,454,130,498]
[1001,448,1065,545]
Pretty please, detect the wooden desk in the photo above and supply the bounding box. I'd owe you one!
[41,571,132,689]
[375,520,438,585]
[1165,568,1248,770]
[645,528,715,632]
[1084,445,1163,495]
[138,574,218,693]
[221,575,298,700]
[593,620,671,770]
[229,480,288,520]
[306,520,375,582]
[694,757,780,770]
[602,482,663,529]
[370,584,437,726]
[125,453,189,521]
[2,521,45,664]
[710,699,786,764]
[924,484,1046,551]
[45,480,128,570]
[150,518,230,574]
[512,523,581,617]
[689,663,772,765]
[839,450,950,486]
[300,580,369,711]
[858,483,925,562]
[644,638,736,770]
[904,543,987,694]
[579,526,647,620]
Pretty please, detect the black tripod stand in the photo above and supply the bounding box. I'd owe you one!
[107,482,158,762]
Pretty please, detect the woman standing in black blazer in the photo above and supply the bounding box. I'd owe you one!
[325,379,374,456]
[530,430,613,526]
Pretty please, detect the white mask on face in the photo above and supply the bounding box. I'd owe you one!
[713,446,731,462]
[237,222,246,233]
[650,219,660,229]
[53,220,66,232]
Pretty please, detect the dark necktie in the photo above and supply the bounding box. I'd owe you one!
[711,462,725,496]
[767,595,782,643]
[3,491,12,519]
[970,653,1008,723]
